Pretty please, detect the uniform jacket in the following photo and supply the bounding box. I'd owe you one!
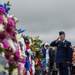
[50,40,73,63]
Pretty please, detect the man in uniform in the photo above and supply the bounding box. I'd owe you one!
[50,31,73,75]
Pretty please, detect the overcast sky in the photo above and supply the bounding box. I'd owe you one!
[1,0,75,45]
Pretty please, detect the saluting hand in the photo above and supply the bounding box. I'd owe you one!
[55,37,59,41]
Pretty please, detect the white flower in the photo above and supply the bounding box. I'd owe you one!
[7,14,14,18]
[29,39,32,46]
[12,68,18,75]
[0,43,4,48]
[2,15,8,24]
[8,39,16,52]
[16,34,22,42]
[0,24,4,32]
[14,17,18,23]
[33,37,36,40]
[32,60,35,75]
[10,55,14,58]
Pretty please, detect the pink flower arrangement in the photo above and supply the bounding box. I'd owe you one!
[0,2,28,75]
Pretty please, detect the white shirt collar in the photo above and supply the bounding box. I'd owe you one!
[60,39,66,43]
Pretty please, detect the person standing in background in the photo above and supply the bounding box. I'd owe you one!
[42,43,51,75]
[72,51,75,75]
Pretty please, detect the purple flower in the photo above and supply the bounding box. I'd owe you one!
[6,24,16,37]
[8,18,15,27]
[0,31,8,40]
[0,7,5,14]
[14,50,20,62]
[18,64,21,71]
[2,41,9,49]
[0,16,3,24]
[21,58,26,63]
[6,24,12,32]
[9,29,16,37]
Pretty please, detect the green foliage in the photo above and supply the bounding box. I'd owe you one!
[6,1,12,6]
[26,36,42,51]
[0,46,6,53]
[5,64,17,75]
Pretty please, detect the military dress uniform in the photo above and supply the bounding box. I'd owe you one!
[50,31,73,75]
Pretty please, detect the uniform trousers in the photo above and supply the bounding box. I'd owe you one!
[58,63,68,75]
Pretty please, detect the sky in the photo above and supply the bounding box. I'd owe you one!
[1,0,75,45]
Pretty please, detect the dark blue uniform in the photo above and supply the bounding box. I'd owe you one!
[50,40,73,75]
